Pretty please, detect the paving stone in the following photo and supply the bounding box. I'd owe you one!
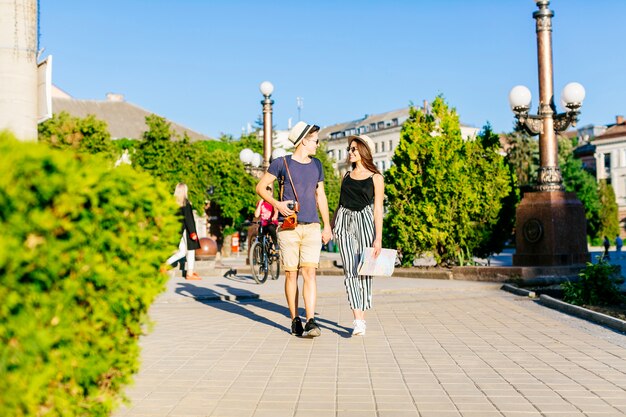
[112,269,626,417]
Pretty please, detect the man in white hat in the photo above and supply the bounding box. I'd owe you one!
[256,121,332,337]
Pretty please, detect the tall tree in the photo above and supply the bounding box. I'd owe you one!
[384,96,514,265]
[558,136,602,239]
[315,141,341,219]
[598,180,620,239]
[504,128,539,189]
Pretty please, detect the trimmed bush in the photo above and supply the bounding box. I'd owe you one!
[0,132,179,416]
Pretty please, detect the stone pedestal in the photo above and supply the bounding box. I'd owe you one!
[513,191,590,266]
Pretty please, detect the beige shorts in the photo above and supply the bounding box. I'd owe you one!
[277,223,322,272]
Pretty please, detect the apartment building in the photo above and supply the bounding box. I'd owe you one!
[319,107,479,175]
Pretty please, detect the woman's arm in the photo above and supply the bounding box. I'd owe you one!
[372,173,384,256]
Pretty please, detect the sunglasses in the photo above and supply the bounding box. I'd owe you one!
[346,146,358,153]
[307,138,320,145]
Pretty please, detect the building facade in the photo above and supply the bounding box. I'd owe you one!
[319,107,479,175]
[573,116,626,231]
[0,0,40,141]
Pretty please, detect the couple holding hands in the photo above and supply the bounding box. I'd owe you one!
[256,121,384,338]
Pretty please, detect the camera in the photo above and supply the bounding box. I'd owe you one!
[286,202,295,210]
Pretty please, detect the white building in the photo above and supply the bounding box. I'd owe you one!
[589,116,626,224]
[320,106,479,175]
[0,0,44,141]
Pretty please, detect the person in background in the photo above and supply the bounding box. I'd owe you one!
[332,135,384,337]
[167,183,201,280]
[254,185,279,249]
[615,235,623,258]
[603,235,611,261]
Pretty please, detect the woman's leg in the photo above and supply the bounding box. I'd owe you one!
[353,206,375,324]
[186,246,196,272]
[334,208,363,316]
[166,234,186,265]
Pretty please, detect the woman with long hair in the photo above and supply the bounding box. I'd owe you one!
[167,183,202,280]
[333,135,384,336]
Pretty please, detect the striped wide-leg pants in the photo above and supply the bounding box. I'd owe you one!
[333,205,375,311]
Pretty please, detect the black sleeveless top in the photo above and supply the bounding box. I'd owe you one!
[339,173,375,211]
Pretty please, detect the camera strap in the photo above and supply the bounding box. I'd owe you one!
[282,156,299,210]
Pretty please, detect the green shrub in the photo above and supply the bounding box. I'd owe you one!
[562,261,624,306]
[0,132,179,416]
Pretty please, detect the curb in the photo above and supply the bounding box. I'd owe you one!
[500,283,536,298]
[501,284,626,334]
[537,294,626,333]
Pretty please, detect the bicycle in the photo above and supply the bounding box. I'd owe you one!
[249,223,280,284]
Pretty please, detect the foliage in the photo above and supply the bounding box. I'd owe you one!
[559,137,602,238]
[473,125,519,258]
[315,141,341,221]
[38,111,113,155]
[0,132,179,416]
[504,129,539,188]
[562,261,624,306]
[598,180,620,239]
[198,148,258,227]
[383,96,514,265]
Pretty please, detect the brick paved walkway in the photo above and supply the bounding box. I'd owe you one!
[113,266,626,417]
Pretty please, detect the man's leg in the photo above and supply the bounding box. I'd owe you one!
[284,270,299,319]
[277,227,303,336]
[300,266,317,320]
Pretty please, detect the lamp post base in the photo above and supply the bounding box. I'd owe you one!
[513,191,590,267]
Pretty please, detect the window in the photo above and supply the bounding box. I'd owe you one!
[375,142,378,153]
[389,140,393,151]
[392,118,398,126]
[381,160,386,171]
[337,149,342,160]
[381,142,385,152]
[377,121,384,129]
[370,123,376,131]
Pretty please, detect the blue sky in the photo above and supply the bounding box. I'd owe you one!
[41,1,626,139]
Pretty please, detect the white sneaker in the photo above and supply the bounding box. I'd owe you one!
[352,320,366,336]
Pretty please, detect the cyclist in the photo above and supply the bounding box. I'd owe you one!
[254,185,279,250]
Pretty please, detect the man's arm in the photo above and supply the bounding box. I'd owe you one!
[256,172,294,217]
[316,181,332,244]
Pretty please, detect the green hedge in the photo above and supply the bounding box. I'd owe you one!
[0,132,179,416]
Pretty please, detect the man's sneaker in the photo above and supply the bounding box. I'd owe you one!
[291,317,303,336]
[352,320,366,336]
[303,318,321,338]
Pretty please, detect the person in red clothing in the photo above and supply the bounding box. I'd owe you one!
[166,183,202,280]
[254,185,279,248]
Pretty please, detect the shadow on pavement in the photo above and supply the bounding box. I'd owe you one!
[175,282,290,333]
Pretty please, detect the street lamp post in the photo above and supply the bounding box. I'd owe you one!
[259,81,274,170]
[509,0,589,267]
[239,148,263,178]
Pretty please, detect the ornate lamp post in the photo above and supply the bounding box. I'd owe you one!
[259,81,274,169]
[239,148,263,178]
[509,0,589,267]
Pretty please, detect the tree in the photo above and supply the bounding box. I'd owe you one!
[598,180,620,239]
[38,111,112,155]
[558,136,602,239]
[384,96,514,266]
[504,128,539,189]
[315,141,341,219]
